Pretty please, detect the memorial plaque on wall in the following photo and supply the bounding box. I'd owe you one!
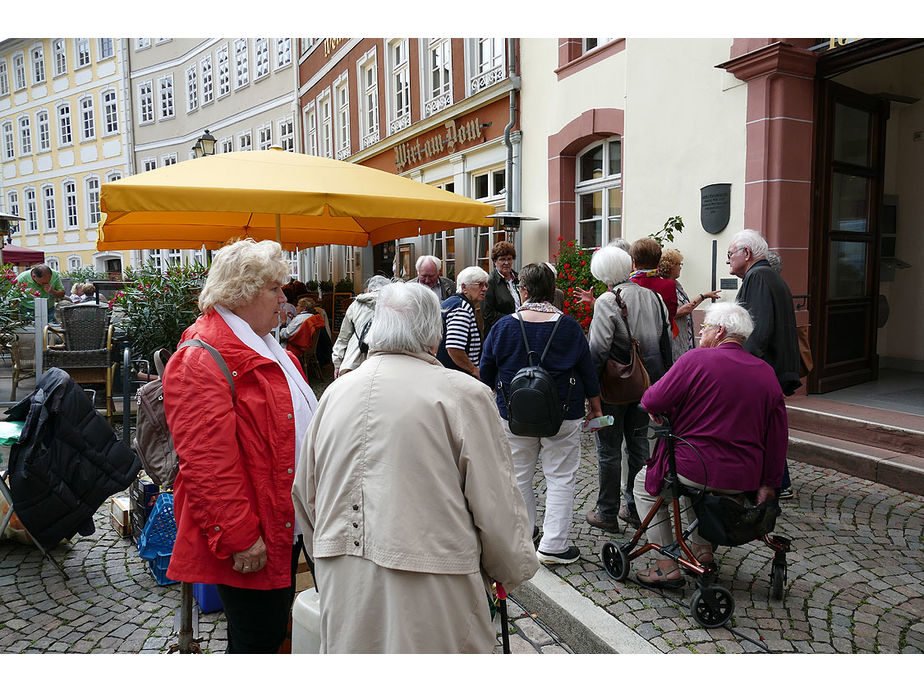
[701,183,731,234]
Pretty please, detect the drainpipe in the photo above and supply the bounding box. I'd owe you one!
[503,38,522,264]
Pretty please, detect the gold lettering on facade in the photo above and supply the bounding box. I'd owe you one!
[828,38,860,50]
[394,116,485,172]
[324,39,347,57]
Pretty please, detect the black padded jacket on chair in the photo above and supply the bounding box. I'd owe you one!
[4,368,140,547]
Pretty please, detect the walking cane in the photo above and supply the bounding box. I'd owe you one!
[496,582,510,654]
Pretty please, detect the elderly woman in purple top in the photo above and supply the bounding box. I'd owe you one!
[633,302,787,588]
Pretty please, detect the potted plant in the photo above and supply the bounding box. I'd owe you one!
[318,280,334,293]
[306,280,319,291]
[334,278,354,294]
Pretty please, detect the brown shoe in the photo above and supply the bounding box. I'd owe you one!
[585,510,620,533]
[618,505,642,529]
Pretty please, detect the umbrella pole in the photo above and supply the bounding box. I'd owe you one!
[275,214,281,244]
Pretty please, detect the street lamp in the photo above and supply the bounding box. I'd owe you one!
[191,129,217,159]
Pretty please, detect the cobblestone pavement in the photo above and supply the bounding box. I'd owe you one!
[534,433,924,654]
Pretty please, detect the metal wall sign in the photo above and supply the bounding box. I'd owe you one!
[701,183,731,235]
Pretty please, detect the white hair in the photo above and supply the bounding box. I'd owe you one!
[608,237,631,252]
[415,254,441,273]
[199,239,288,312]
[364,275,391,292]
[590,246,632,288]
[732,229,768,260]
[704,302,754,342]
[455,265,489,293]
[365,282,442,353]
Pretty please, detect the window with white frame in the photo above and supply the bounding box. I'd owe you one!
[86,176,101,226]
[98,38,114,60]
[25,188,38,233]
[162,153,177,167]
[0,60,9,96]
[423,38,452,117]
[159,75,174,119]
[285,250,298,278]
[303,104,317,156]
[135,39,151,51]
[468,38,505,94]
[102,90,118,134]
[582,38,615,54]
[167,248,181,266]
[432,181,457,279]
[343,246,354,282]
[317,92,332,158]
[46,257,59,271]
[220,137,232,153]
[238,130,252,151]
[106,171,122,182]
[301,39,316,55]
[13,53,26,91]
[67,255,81,272]
[2,122,14,160]
[31,45,45,84]
[52,39,67,76]
[57,102,72,145]
[254,39,269,80]
[217,45,230,98]
[575,137,622,248]
[155,38,171,45]
[18,115,32,155]
[42,184,56,231]
[79,95,95,139]
[473,169,508,271]
[142,158,156,171]
[275,38,291,68]
[138,80,154,124]
[37,110,50,151]
[185,65,198,112]
[386,38,410,134]
[147,249,163,272]
[75,38,91,68]
[194,247,205,265]
[201,55,213,105]
[278,116,294,152]
[234,39,249,89]
[334,74,350,159]
[63,181,78,228]
[357,51,379,148]
[7,191,20,233]
[258,123,272,150]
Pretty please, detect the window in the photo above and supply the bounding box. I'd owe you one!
[31,45,46,84]
[42,185,56,231]
[278,116,294,152]
[2,122,14,160]
[98,38,114,60]
[45,257,59,271]
[238,130,252,151]
[13,53,26,91]
[220,137,233,154]
[473,169,508,271]
[167,248,181,266]
[161,153,177,167]
[68,255,82,272]
[102,90,118,134]
[254,38,269,80]
[217,45,230,98]
[0,60,9,96]
[334,74,350,159]
[386,39,411,135]
[201,55,213,105]
[317,92,332,158]
[106,171,122,182]
[575,138,622,247]
[57,102,72,145]
[18,115,32,155]
[147,249,163,272]
[303,104,317,156]
[159,75,174,119]
[25,188,38,233]
[53,39,67,76]
[75,38,91,68]
[37,110,50,151]
[63,181,78,228]
[275,38,292,68]
[136,38,151,51]
[285,250,299,279]
[138,80,154,124]
[358,51,379,148]
[423,38,452,117]
[7,191,20,234]
[186,65,198,112]
[582,38,615,54]
[85,176,101,226]
[79,96,95,140]
[258,123,272,150]
[432,183,457,279]
[234,39,249,89]
[469,38,505,94]
[142,158,156,171]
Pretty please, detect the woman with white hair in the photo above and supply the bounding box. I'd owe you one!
[331,274,391,378]
[585,245,671,534]
[436,265,489,377]
[162,239,319,653]
[633,301,787,588]
[292,282,538,652]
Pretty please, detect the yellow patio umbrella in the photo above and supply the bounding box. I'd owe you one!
[97,147,495,252]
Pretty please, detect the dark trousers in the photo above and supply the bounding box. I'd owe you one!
[215,542,300,654]
[594,401,650,521]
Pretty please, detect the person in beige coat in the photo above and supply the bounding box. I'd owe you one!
[292,281,539,653]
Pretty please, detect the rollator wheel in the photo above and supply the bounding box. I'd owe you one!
[770,560,786,600]
[601,542,630,582]
[690,585,734,628]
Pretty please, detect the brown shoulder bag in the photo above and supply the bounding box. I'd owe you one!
[598,289,651,405]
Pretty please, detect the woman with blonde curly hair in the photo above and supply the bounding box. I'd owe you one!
[658,248,721,361]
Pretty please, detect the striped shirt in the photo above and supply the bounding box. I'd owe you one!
[444,298,482,364]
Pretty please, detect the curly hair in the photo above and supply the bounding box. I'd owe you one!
[198,239,289,312]
[658,248,683,278]
[490,240,516,263]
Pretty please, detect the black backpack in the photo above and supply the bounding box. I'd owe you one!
[500,316,573,438]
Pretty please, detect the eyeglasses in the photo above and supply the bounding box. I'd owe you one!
[726,248,746,259]
[699,323,714,330]
[496,257,513,263]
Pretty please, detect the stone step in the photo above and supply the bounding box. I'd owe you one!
[787,397,924,457]
[788,428,924,496]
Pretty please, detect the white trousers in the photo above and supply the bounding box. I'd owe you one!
[503,418,583,554]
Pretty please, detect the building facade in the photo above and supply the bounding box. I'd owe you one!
[0,37,132,277]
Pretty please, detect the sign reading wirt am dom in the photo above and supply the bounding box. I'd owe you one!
[393,116,487,172]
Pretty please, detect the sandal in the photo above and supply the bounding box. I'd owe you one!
[692,544,715,567]
[636,567,685,590]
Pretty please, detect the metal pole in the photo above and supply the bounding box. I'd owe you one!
[122,345,131,444]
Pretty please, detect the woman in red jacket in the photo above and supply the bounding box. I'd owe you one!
[162,239,318,653]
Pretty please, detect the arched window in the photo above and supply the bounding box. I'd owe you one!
[574,137,621,248]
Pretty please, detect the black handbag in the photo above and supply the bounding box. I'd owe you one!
[598,289,650,405]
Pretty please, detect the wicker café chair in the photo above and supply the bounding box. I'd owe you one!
[8,330,37,402]
[43,303,116,417]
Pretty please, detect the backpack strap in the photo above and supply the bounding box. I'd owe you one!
[512,314,574,415]
[178,338,235,397]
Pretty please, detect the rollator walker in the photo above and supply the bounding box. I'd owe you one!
[600,417,792,629]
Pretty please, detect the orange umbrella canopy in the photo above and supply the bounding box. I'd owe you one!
[97,148,494,251]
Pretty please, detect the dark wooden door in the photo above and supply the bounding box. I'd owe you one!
[810,82,889,393]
